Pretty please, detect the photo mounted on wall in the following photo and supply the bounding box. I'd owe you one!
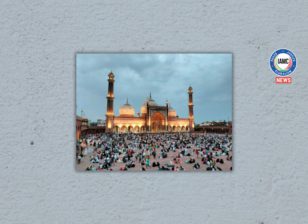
[76,53,232,172]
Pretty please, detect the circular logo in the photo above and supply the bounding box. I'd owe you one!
[270,49,296,76]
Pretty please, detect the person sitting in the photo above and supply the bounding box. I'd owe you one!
[126,160,135,168]
[85,166,91,171]
[90,165,96,171]
[161,152,167,158]
[122,156,128,163]
[152,161,160,167]
[90,155,100,164]
[206,167,212,171]
[186,157,195,164]
[77,155,82,164]
[159,165,170,171]
[180,150,185,156]
[119,166,125,171]
[193,163,200,169]
[98,163,103,169]
[166,163,175,169]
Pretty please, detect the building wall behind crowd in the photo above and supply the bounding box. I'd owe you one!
[76,116,88,140]
[195,122,232,134]
[1,1,308,224]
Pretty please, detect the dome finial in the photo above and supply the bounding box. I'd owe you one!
[126,97,128,104]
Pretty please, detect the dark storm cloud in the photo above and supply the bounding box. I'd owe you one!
[76,53,232,123]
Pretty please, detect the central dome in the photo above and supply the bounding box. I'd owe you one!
[144,97,157,107]
[119,99,135,117]
[140,93,157,114]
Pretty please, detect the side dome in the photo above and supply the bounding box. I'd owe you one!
[168,107,177,117]
[119,99,135,117]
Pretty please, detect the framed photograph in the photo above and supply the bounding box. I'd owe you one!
[76,53,232,172]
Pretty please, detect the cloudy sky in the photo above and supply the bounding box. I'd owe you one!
[76,53,232,124]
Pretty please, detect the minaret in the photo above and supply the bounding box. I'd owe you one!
[188,86,194,131]
[146,92,151,132]
[106,71,115,132]
[165,99,169,132]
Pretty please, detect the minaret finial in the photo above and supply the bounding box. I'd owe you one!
[149,92,152,99]
[108,70,115,79]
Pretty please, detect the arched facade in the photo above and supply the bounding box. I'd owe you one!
[151,112,165,132]
[105,72,194,133]
[112,105,190,133]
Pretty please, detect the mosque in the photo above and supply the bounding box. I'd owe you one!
[105,71,194,133]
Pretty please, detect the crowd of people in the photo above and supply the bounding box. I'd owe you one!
[76,132,232,172]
